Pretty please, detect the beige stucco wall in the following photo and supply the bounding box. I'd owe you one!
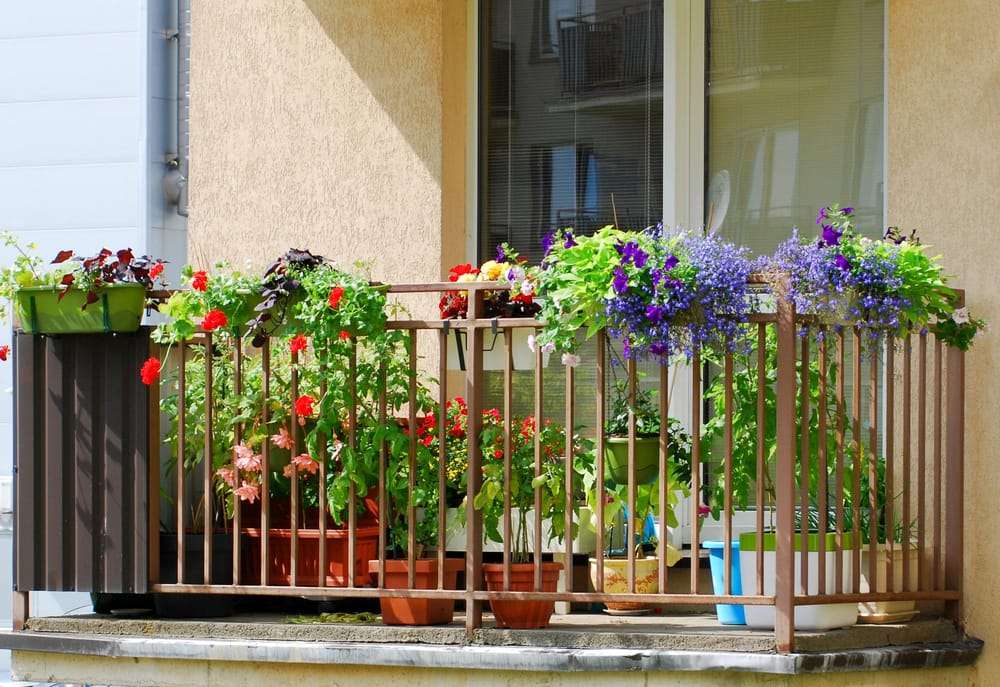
[183,0,997,684]
[10,652,977,687]
[888,1,1000,683]
[188,0,469,289]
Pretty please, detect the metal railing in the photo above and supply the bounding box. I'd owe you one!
[12,281,965,653]
[558,4,664,96]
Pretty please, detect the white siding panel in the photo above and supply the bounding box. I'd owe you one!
[0,1,139,39]
[0,98,140,168]
[0,33,138,103]
[0,163,139,231]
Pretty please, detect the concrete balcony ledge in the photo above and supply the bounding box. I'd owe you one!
[0,614,982,678]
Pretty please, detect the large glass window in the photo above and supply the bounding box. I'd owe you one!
[480,0,664,264]
[706,0,885,252]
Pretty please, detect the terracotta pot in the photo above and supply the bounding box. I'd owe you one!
[367,558,465,625]
[243,526,379,587]
[482,562,563,629]
[588,556,659,613]
[859,544,920,623]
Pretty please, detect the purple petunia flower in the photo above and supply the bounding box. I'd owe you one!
[663,254,679,271]
[821,225,842,247]
[841,207,854,215]
[541,231,556,255]
[835,254,851,271]
[563,233,577,249]
[496,244,507,262]
[645,304,666,323]
[816,208,828,225]
[612,267,629,294]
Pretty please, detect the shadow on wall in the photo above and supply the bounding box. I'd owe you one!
[301,0,443,183]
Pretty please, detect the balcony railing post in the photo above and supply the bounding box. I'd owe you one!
[464,290,485,632]
[774,290,797,653]
[945,336,965,622]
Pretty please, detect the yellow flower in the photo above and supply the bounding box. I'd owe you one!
[478,260,510,282]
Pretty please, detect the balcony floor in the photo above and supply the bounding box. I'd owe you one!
[13,611,970,655]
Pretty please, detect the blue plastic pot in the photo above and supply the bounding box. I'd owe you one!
[703,540,745,625]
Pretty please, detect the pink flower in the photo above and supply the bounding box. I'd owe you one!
[216,466,237,487]
[233,443,262,472]
[271,426,295,450]
[283,453,319,478]
[697,504,711,518]
[234,481,259,503]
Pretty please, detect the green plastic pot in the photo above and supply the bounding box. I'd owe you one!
[14,283,147,334]
[604,436,660,486]
[739,531,854,552]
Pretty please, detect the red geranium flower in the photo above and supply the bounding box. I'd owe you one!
[448,263,479,282]
[328,286,345,310]
[289,334,308,354]
[338,330,351,341]
[149,262,165,280]
[191,270,208,292]
[0,345,9,362]
[201,309,228,332]
[294,394,316,418]
[140,356,161,385]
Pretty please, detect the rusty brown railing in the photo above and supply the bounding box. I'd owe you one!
[12,281,965,653]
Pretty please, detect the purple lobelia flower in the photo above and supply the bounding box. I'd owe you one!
[841,207,854,215]
[563,232,577,249]
[496,244,507,262]
[816,208,828,225]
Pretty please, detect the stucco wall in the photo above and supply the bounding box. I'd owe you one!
[888,1,1000,682]
[188,0,468,290]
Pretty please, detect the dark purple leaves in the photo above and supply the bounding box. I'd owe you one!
[51,250,74,264]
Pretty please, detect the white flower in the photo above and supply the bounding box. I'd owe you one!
[952,307,970,325]
[561,352,581,367]
[541,342,556,354]
[527,333,536,352]
[520,280,534,297]
[507,266,526,283]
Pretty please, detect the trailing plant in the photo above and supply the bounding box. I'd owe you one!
[765,205,985,350]
[526,225,755,363]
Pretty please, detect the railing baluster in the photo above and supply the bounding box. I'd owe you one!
[564,357,574,594]
[723,353,734,596]
[799,332,810,596]
[818,329,828,596]
[595,332,606,592]
[933,336,943,590]
[627,357,637,593]
[406,331,417,590]
[203,332,213,586]
[852,329,862,593]
[503,328,513,591]
[918,331,927,590]
[347,336,359,589]
[835,329,846,594]
[290,348,300,586]
[533,329,543,592]
[377,358,387,589]
[690,350,701,595]
[464,292,485,631]
[885,338,895,593]
[437,330,448,590]
[260,338,271,586]
[233,335,243,586]
[658,363,669,594]
[177,342,186,585]
[869,336,879,590]
[318,370,327,589]
[945,327,965,620]
[774,289,797,653]
[755,323,766,596]
[902,334,912,592]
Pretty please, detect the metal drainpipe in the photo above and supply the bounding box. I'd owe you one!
[176,0,190,217]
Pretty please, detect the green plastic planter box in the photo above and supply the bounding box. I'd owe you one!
[14,283,147,334]
[604,436,660,485]
[739,531,853,551]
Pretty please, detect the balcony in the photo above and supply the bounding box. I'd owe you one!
[0,280,980,680]
[558,4,664,97]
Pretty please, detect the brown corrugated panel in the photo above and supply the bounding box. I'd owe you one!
[13,329,150,594]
